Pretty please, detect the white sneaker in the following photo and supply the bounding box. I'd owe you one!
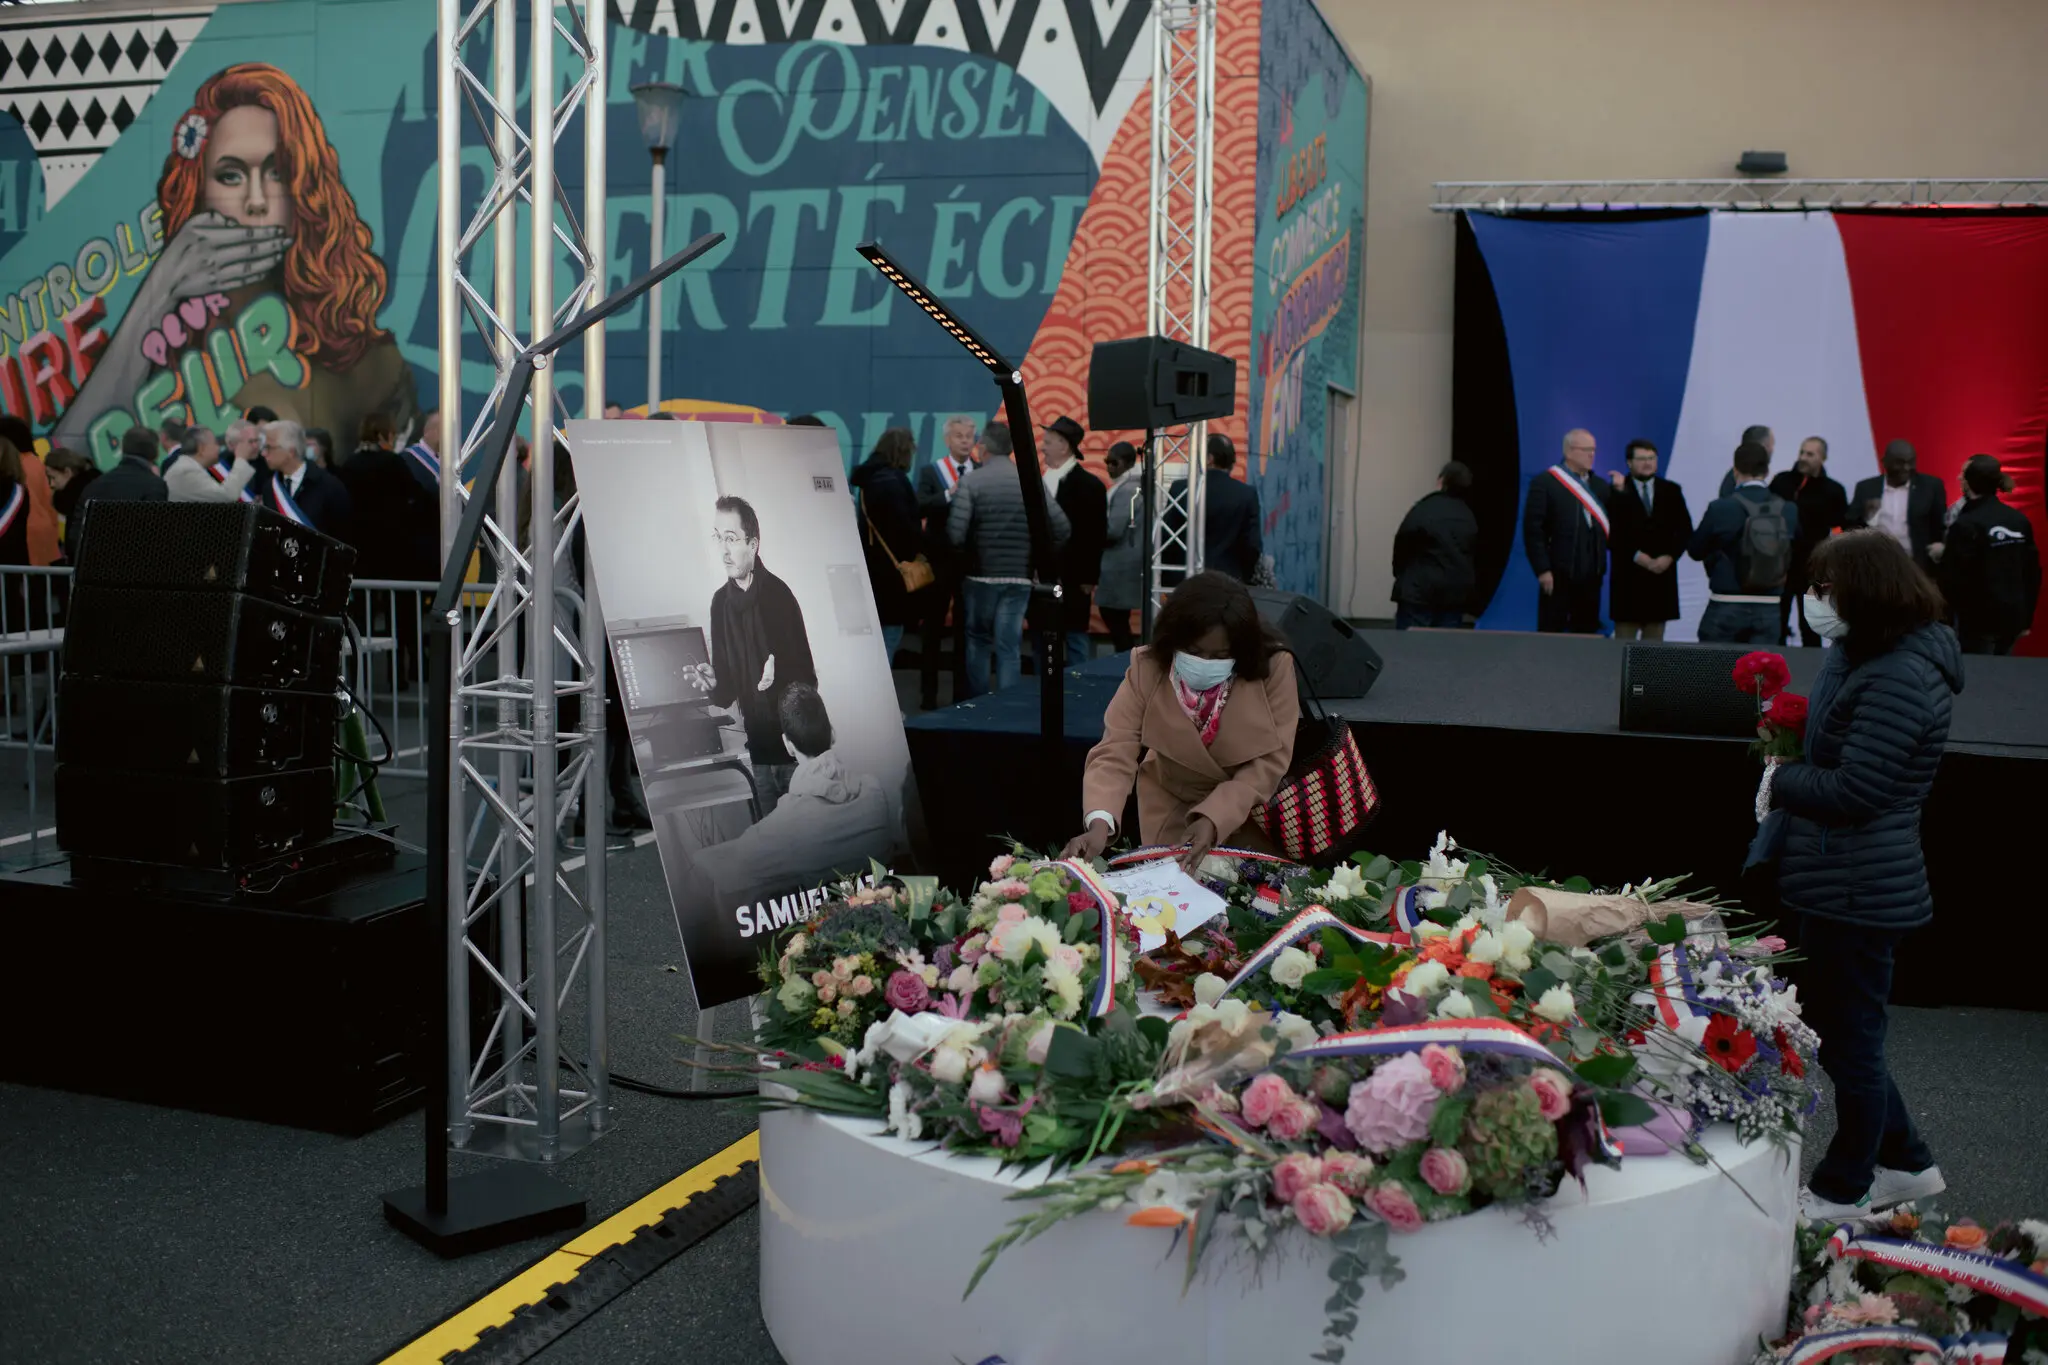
[1799,1186,1872,1222]
[1869,1164,1946,1208]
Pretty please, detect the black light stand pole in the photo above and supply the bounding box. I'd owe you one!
[853,242,1069,847]
[1138,428,1158,639]
[997,378,1065,847]
[383,234,726,1257]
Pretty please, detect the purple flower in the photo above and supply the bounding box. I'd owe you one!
[934,992,971,1019]
[934,943,957,973]
[884,969,931,1013]
[1314,1099,1358,1150]
[974,1097,1034,1148]
[1377,990,1430,1028]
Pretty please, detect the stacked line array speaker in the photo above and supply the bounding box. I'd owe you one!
[57,502,356,869]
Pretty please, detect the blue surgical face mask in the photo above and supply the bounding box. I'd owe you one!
[1173,652,1236,690]
[1803,593,1849,641]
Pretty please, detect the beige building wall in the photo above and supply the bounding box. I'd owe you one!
[1313,0,2048,618]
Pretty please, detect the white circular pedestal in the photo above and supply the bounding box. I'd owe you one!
[760,1108,1797,1365]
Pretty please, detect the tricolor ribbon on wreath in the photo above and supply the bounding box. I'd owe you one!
[1107,846,1305,872]
[1824,1226,2048,1317]
[1219,904,1409,998]
[1382,884,1432,937]
[1784,1327,2006,1364]
[1044,858,1127,1020]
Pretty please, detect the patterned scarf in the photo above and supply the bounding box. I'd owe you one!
[1172,675,1232,747]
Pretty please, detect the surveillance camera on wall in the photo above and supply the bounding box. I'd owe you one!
[1737,151,1788,175]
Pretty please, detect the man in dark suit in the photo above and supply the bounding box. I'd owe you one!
[1035,414,1107,667]
[154,416,189,474]
[1845,439,1947,575]
[1198,433,1262,581]
[912,415,981,708]
[1607,437,1693,640]
[73,428,169,512]
[1523,427,1610,633]
[1768,434,1850,645]
[1718,424,1774,498]
[251,418,353,539]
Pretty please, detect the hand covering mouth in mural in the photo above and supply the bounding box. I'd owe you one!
[52,61,416,463]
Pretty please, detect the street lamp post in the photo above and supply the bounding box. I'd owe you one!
[630,82,686,414]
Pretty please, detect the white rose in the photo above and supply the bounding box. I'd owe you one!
[776,976,816,1013]
[1402,961,1452,998]
[1213,998,1252,1036]
[1534,985,1577,1023]
[1420,888,1449,911]
[1198,854,1240,883]
[1026,1022,1059,1065]
[786,933,808,957]
[967,1065,1008,1106]
[1167,1017,1195,1050]
[1465,931,1503,966]
[1435,990,1477,1019]
[1412,920,1451,941]
[1325,864,1368,901]
[1193,972,1229,1007]
[1270,946,1314,991]
[992,916,1061,963]
[929,1046,968,1085]
[1274,1011,1318,1051]
[1499,921,1536,971]
[946,963,976,994]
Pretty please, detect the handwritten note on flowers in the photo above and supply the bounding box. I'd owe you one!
[1100,859,1230,952]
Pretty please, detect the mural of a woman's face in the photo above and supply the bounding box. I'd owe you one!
[201,106,294,232]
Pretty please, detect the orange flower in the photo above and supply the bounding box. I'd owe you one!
[1111,1159,1157,1176]
[2032,1259,2047,1276]
[1340,977,1382,1029]
[1457,960,1494,982]
[1945,1222,1988,1251]
[1128,1206,1189,1228]
[1890,1210,1921,1235]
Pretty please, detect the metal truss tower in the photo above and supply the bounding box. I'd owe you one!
[1144,0,1218,613]
[434,0,610,1163]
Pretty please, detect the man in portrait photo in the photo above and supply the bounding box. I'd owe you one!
[697,494,818,813]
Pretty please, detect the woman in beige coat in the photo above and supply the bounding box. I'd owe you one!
[1064,572,1299,871]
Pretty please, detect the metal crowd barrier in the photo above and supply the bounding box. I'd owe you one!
[0,571,490,853]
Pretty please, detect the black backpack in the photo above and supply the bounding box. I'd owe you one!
[1734,493,1793,592]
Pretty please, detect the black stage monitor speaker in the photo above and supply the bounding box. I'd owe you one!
[1088,336,1238,431]
[63,586,344,690]
[55,763,335,868]
[71,499,356,614]
[1248,588,1382,699]
[57,677,338,777]
[1619,643,1759,737]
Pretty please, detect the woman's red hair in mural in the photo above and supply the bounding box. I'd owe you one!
[156,62,391,371]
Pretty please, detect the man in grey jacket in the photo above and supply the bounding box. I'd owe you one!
[164,423,259,504]
[947,423,1070,697]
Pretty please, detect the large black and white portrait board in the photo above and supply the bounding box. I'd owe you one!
[569,419,921,1009]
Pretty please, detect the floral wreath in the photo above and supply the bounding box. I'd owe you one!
[173,113,208,160]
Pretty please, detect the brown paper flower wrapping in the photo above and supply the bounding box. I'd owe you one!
[1502,887,1718,948]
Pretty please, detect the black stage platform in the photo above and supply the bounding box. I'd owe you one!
[906,631,2048,1009]
[0,846,440,1134]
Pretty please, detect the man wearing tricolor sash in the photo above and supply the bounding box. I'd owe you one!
[912,416,983,710]
[252,418,353,538]
[1523,428,1613,634]
[164,425,258,504]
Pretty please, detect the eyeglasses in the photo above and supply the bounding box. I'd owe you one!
[713,531,752,549]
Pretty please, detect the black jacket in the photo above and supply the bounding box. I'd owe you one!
[1846,472,1947,571]
[1522,466,1609,584]
[850,456,925,627]
[336,446,439,580]
[1939,495,2040,641]
[1050,462,1108,587]
[72,455,167,512]
[1607,475,1692,622]
[1767,469,1849,592]
[1200,468,1262,581]
[252,461,353,541]
[1389,490,1477,613]
[1688,483,1800,595]
[707,561,817,766]
[1775,625,1962,930]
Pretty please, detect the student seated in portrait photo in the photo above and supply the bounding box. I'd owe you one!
[693,683,902,912]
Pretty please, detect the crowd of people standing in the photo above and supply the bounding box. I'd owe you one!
[1386,421,2040,655]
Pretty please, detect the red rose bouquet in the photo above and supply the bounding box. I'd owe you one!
[1732,651,1805,761]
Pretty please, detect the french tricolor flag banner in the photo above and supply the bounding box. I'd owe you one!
[1827,1228,2048,1318]
[1219,906,1409,998]
[1290,1017,1563,1071]
[1462,212,2048,652]
[1046,858,1127,1019]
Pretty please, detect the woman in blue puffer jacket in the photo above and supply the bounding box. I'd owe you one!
[1765,529,1963,1221]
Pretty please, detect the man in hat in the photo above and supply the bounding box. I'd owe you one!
[1037,414,1107,668]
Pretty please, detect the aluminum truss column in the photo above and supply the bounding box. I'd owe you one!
[1146,0,1218,611]
[436,0,609,1166]
[579,0,610,1138]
